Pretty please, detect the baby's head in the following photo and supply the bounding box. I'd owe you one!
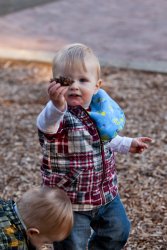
[17,186,73,249]
[52,43,101,80]
[52,43,103,108]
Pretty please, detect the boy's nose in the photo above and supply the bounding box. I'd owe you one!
[69,80,79,89]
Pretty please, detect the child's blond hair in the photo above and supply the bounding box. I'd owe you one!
[52,43,101,80]
[17,186,73,238]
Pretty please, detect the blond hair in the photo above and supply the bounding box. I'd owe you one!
[52,43,101,80]
[17,186,73,238]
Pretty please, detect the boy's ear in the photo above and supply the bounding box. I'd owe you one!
[94,79,103,93]
[26,228,40,238]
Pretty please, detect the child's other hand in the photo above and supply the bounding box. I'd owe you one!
[48,81,68,111]
[129,137,152,154]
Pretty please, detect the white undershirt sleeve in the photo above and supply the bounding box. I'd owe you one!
[110,135,133,154]
[36,101,67,134]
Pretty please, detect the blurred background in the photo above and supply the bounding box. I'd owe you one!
[0,0,167,71]
[0,1,167,249]
[0,0,56,15]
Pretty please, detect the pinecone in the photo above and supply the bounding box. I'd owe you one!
[50,76,74,86]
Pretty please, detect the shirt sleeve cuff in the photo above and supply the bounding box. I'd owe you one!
[110,135,133,154]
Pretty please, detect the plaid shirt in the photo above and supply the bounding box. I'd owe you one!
[38,105,118,211]
[0,199,28,250]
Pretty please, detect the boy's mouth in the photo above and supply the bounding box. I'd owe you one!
[69,94,81,97]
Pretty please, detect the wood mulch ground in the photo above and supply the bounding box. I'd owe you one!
[0,60,166,250]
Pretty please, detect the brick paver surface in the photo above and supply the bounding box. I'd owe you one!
[0,0,167,65]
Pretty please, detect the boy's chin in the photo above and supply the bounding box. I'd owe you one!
[68,101,81,106]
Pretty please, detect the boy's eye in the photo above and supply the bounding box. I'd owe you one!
[79,78,88,82]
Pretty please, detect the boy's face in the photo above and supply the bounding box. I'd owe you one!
[62,58,101,108]
[28,230,63,249]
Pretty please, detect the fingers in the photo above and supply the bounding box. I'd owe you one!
[138,148,145,154]
[48,82,68,98]
[48,81,67,93]
[137,137,152,153]
[130,137,152,154]
[139,137,152,143]
[141,143,149,150]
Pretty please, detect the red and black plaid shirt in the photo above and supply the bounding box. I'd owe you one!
[38,106,118,211]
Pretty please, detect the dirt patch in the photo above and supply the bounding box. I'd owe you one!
[0,60,166,249]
